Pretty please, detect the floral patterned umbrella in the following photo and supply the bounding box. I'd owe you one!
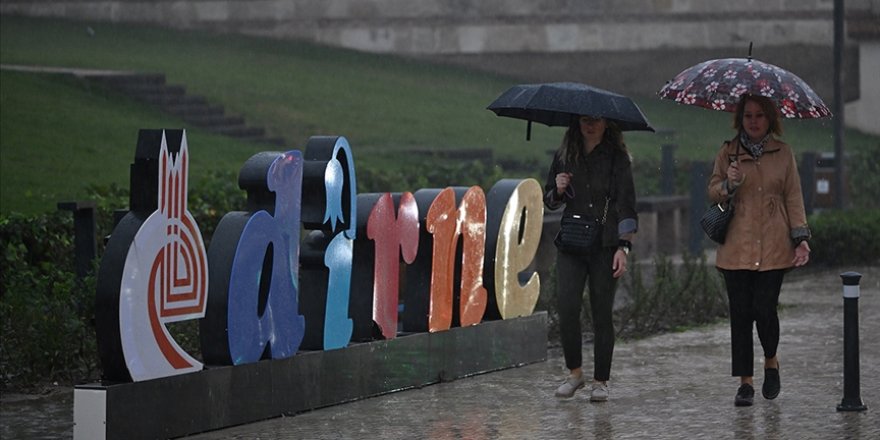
[658,57,831,119]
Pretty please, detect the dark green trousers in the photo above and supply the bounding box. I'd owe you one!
[555,245,618,381]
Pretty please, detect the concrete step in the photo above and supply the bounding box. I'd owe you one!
[164,103,226,117]
[182,114,246,128]
[143,94,203,107]
[154,94,207,107]
[2,65,289,148]
[111,83,186,97]
[78,70,287,147]
[208,125,265,138]
[87,73,166,87]
[236,136,288,147]
[260,137,288,147]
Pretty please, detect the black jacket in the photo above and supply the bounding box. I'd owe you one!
[543,142,638,247]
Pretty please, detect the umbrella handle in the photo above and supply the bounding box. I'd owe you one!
[748,42,753,61]
[527,120,532,141]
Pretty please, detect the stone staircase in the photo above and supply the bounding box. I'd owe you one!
[0,64,289,148]
[84,72,286,147]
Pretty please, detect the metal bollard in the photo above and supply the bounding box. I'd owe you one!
[837,271,867,412]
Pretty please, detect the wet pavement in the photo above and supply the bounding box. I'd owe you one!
[2,265,878,439]
[0,389,72,440]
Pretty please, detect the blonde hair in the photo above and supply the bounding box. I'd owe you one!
[733,95,783,136]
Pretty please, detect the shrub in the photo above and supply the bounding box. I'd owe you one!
[847,147,880,210]
[0,172,247,391]
[808,209,880,267]
[0,212,99,390]
[539,252,728,344]
[615,252,728,339]
[358,159,506,194]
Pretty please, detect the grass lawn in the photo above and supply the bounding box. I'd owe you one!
[2,15,877,214]
[0,70,269,213]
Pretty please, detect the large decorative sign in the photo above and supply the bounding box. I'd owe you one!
[97,130,544,381]
[85,129,546,439]
[298,136,359,350]
[200,150,306,365]
[484,179,543,319]
[96,130,209,382]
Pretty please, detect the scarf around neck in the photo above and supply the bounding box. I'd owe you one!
[739,131,771,158]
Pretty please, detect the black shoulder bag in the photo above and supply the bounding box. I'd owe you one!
[554,153,615,255]
[700,197,734,244]
[700,141,739,244]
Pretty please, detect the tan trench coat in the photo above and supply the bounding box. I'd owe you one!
[708,138,809,271]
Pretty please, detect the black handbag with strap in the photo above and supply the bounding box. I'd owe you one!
[555,212,604,255]
[554,153,614,255]
[700,197,734,244]
[701,140,740,244]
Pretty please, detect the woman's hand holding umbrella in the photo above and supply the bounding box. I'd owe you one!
[727,161,744,190]
[555,172,573,195]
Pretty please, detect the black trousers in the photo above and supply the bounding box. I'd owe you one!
[720,269,786,377]
[556,246,617,381]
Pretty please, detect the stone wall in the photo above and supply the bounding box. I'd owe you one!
[843,12,880,135]
[0,0,843,54]
[1,0,874,104]
[845,42,880,135]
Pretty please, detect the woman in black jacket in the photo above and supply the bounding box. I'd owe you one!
[544,115,638,402]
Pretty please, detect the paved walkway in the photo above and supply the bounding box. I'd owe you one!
[182,265,879,440]
[2,265,878,439]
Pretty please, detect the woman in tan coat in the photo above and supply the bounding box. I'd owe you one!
[708,94,811,407]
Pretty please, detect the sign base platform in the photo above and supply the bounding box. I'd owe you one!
[74,312,547,440]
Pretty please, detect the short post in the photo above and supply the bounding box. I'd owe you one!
[837,271,867,412]
[687,161,710,254]
[800,151,816,215]
[57,201,97,279]
[661,143,677,195]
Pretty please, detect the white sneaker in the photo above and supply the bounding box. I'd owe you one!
[590,382,609,402]
[554,374,586,398]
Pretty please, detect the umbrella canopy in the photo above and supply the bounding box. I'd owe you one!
[487,82,655,139]
[658,57,831,119]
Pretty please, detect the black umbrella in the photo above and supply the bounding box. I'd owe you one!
[487,82,655,140]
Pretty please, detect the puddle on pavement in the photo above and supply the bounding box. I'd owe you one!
[1,388,73,439]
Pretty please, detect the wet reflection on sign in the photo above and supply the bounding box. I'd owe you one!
[201,150,305,366]
[456,187,488,327]
[424,186,487,332]
[425,188,457,332]
[367,192,419,339]
[487,179,542,319]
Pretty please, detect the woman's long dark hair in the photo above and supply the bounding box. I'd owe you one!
[556,117,627,169]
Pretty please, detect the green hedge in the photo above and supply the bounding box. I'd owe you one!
[847,148,880,210]
[0,212,99,389]
[808,209,880,267]
[536,252,728,343]
[0,172,246,391]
